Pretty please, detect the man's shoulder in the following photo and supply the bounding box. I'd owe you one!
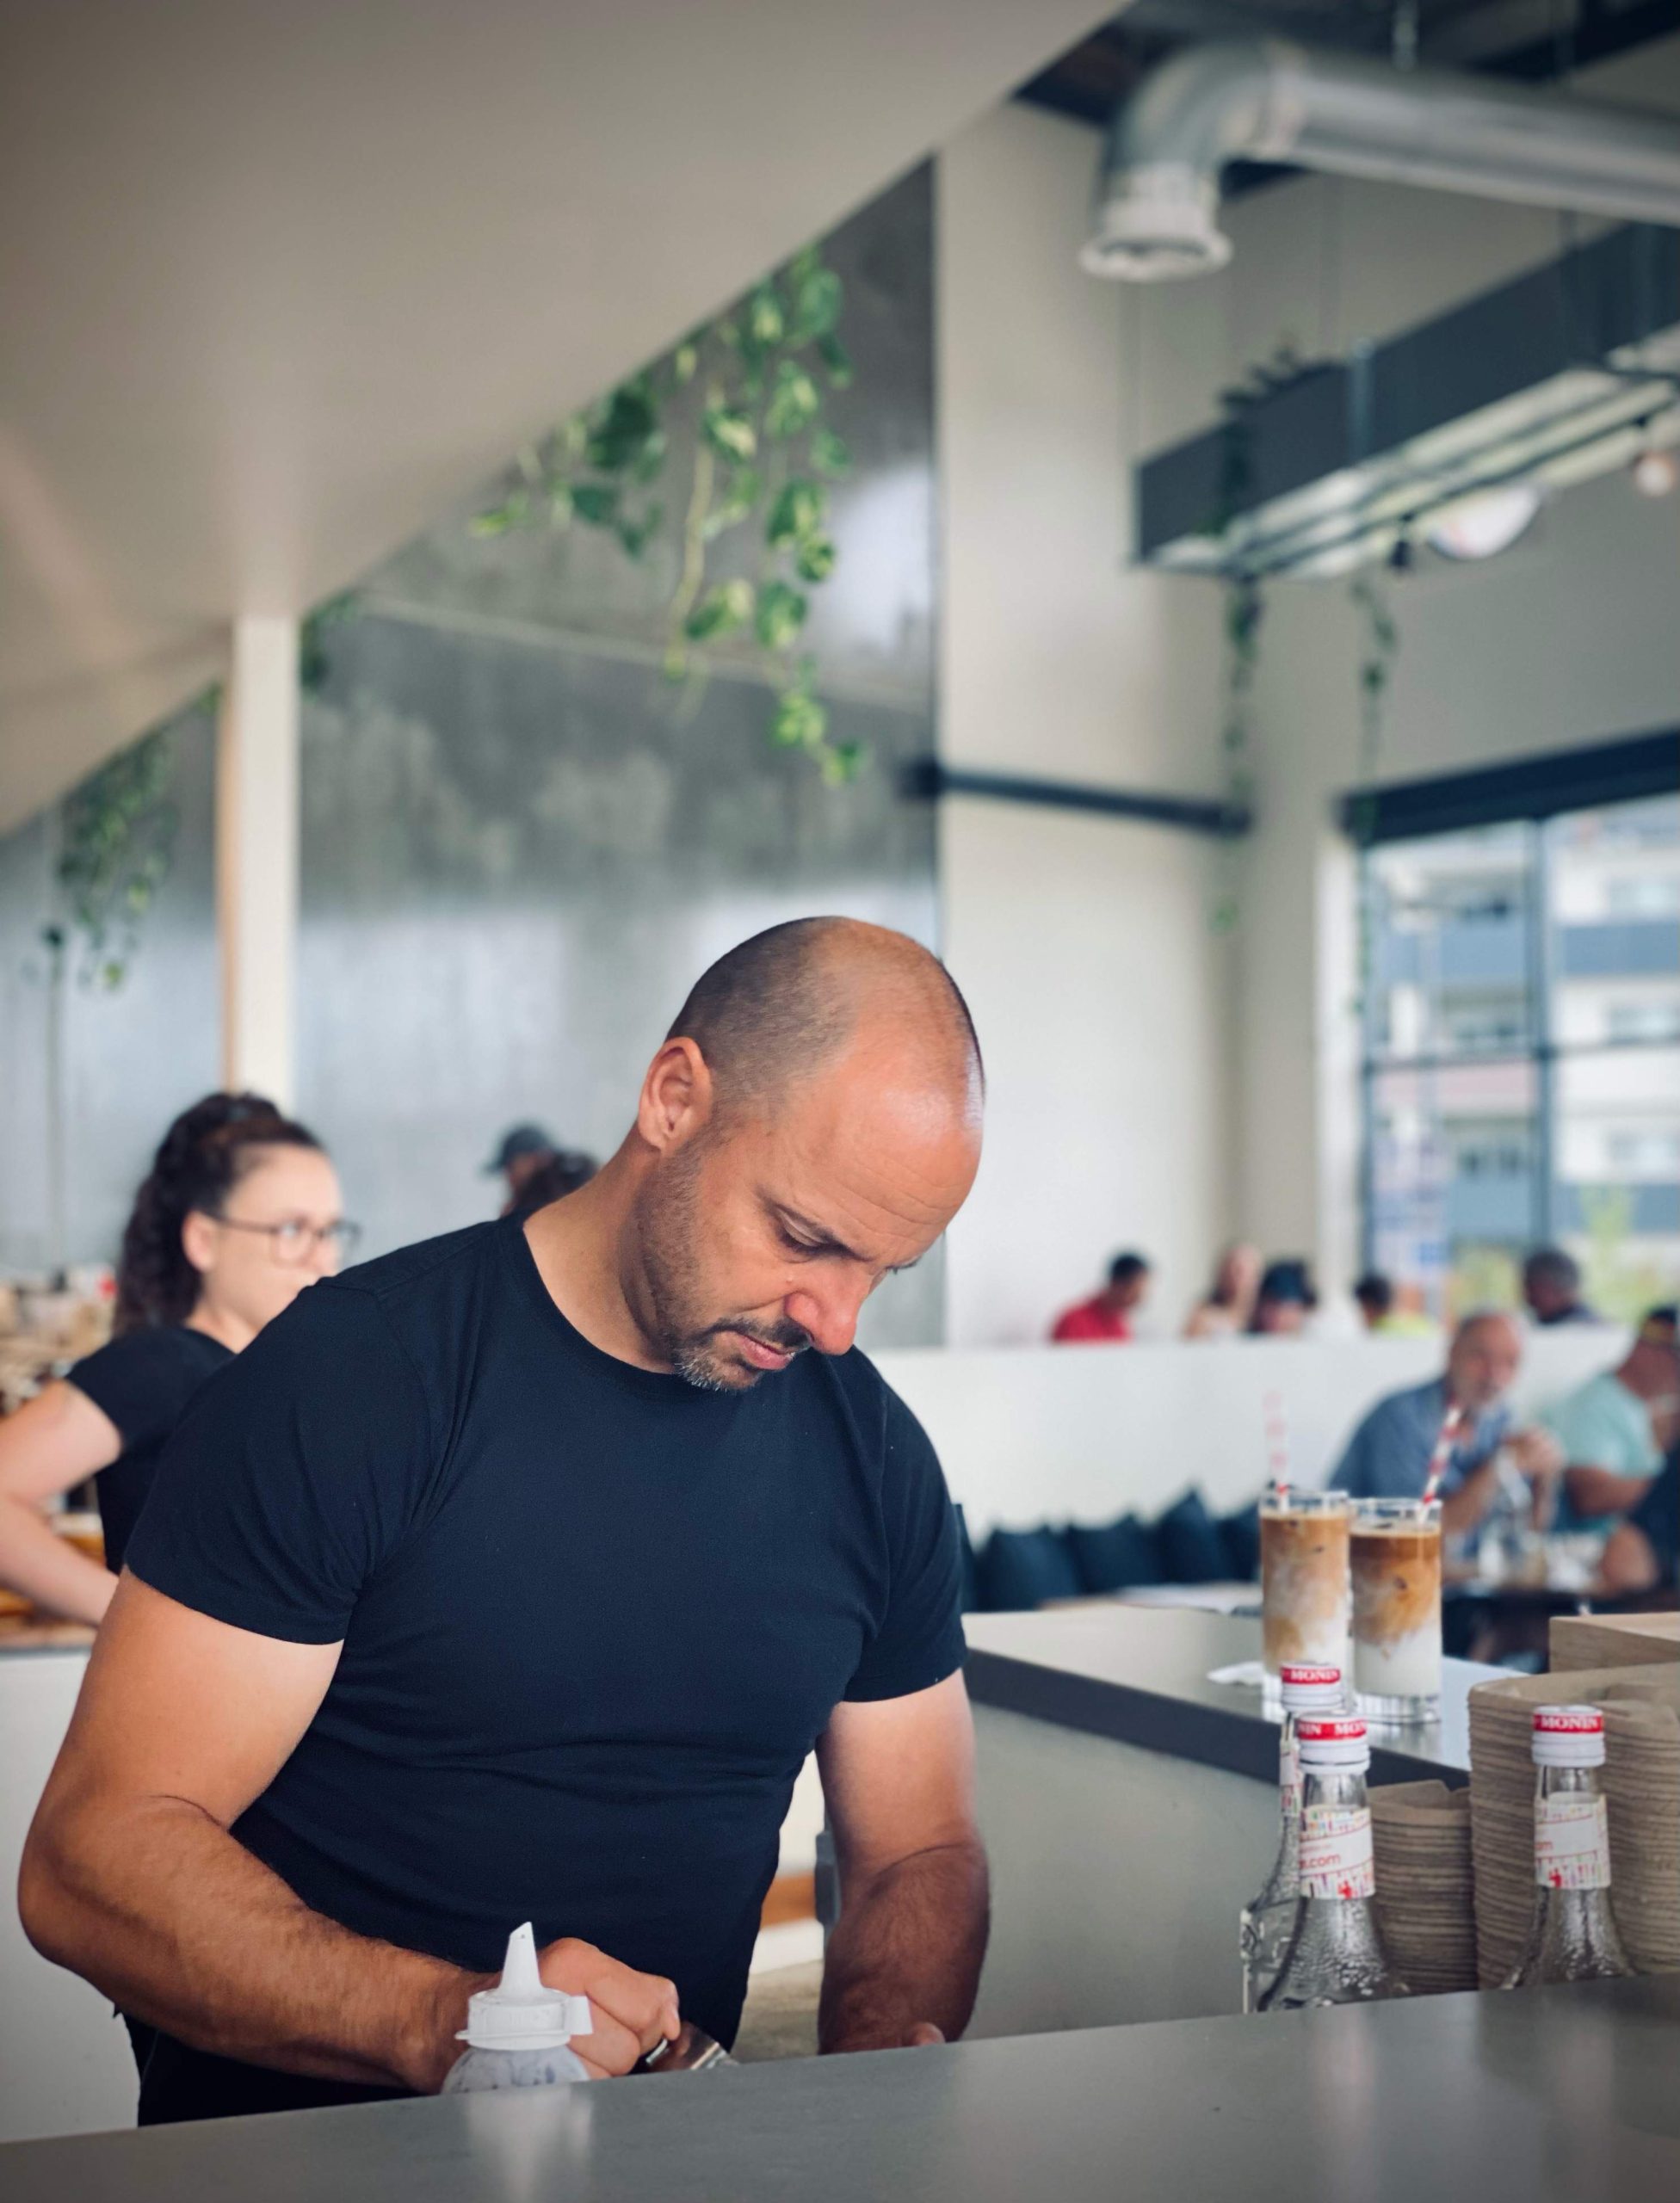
[1369,1376,1439,1428]
[330,1221,501,1307]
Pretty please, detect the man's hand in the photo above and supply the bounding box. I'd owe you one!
[534,1939,679,2081]
[814,1671,989,2056]
[1508,1427,1564,1480]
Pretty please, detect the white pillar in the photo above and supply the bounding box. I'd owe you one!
[216,614,299,1107]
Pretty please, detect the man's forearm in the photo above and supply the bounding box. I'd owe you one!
[22,1793,475,2091]
[818,1838,989,2054]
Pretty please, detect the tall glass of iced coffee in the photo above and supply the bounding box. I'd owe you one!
[1350,1496,1442,1724]
[1260,1491,1351,1696]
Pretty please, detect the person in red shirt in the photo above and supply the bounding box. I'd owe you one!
[1052,1252,1152,1343]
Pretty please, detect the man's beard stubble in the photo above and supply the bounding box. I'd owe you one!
[633,1140,811,1393]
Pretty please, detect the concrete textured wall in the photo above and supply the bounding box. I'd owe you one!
[295,166,942,1346]
[0,706,219,1276]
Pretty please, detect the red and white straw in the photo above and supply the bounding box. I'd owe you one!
[1420,1405,1464,1505]
[1263,1389,1291,1500]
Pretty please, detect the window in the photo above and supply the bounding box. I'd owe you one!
[1361,791,1680,1319]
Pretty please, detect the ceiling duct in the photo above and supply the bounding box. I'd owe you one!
[1081,39,1680,281]
[1135,222,1680,580]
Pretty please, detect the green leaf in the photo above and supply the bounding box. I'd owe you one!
[810,427,851,478]
[685,578,755,641]
[745,283,785,350]
[618,503,664,559]
[548,484,574,528]
[571,482,620,527]
[766,478,825,548]
[588,379,661,472]
[672,340,700,385]
[819,740,865,787]
[702,466,762,539]
[794,533,837,583]
[766,360,821,440]
[632,429,667,484]
[770,687,827,750]
[469,492,529,536]
[702,406,757,463]
[787,265,843,348]
[817,332,854,389]
[756,580,809,650]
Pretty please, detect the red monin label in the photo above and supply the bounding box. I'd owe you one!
[1298,1805,1376,1900]
[1535,1708,1603,1736]
[1282,1665,1341,1687]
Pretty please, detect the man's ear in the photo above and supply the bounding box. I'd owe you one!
[636,1038,714,1154]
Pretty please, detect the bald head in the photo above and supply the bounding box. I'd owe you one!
[1448,1310,1522,1412]
[666,916,983,1123]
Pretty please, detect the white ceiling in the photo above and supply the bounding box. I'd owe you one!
[0,0,1114,830]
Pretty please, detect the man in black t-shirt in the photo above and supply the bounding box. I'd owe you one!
[23,919,989,2122]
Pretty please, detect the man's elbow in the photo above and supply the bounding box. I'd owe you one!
[18,1791,100,1974]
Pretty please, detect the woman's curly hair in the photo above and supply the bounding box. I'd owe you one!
[114,1093,323,1334]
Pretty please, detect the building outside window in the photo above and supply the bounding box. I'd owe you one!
[1362,790,1680,1318]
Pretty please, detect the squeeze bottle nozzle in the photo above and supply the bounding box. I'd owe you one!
[456,1922,592,2051]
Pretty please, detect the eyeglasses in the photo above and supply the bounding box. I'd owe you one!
[207,1215,362,1266]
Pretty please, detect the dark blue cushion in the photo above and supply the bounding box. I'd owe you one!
[1067,1513,1165,1595]
[1220,1502,1262,1583]
[974,1526,1084,1612]
[1155,1489,1228,1583]
[954,1504,979,1615]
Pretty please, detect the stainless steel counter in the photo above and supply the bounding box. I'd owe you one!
[964,1605,1501,1785]
[3,1978,1675,2200]
[960,1606,1501,2040]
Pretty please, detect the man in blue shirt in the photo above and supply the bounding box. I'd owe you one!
[1330,1311,1562,1537]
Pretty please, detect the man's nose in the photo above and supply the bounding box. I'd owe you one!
[785,1274,872,1357]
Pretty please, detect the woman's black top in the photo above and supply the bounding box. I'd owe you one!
[67,1327,234,1575]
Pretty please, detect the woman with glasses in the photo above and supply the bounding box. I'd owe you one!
[0,1092,354,1625]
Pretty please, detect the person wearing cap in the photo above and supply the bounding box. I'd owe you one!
[485,1122,559,1214]
[1329,1311,1563,1537]
[23,920,989,2125]
[1248,1258,1318,1336]
[1541,1305,1679,1534]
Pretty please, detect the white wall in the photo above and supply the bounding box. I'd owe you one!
[877,1323,1622,1537]
[936,105,1233,1346]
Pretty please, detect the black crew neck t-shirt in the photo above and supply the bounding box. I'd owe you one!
[127,1217,963,2122]
[67,1327,234,1575]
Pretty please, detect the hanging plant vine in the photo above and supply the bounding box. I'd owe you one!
[50,728,179,989]
[1348,569,1401,1034]
[468,243,862,783]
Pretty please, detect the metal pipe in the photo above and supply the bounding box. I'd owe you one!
[1082,39,1680,281]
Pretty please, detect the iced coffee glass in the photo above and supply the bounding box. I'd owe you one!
[1260,1491,1351,1697]
[1350,1496,1442,1725]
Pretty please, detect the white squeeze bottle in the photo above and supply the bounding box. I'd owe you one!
[442,1922,593,2094]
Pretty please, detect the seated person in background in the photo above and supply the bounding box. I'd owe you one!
[1353,1272,1436,1338]
[1522,1245,1597,1327]
[485,1121,559,1216]
[1248,1258,1317,1336]
[508,1148,597,1222]
[1330,1311,1563,1539]
[1542,1306,1678,1531]
[1184,1243,1262,1340]
[1598,1441,1678,1595]
[1052,1251,1151,1344]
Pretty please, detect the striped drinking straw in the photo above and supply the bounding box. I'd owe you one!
[1263,1388,1291,1500]
[1420,1404,1464,1505]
